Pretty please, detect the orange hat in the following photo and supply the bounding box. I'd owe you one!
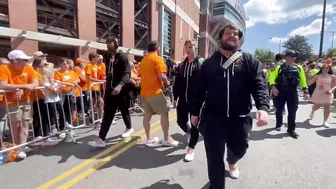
[76,58,86,65]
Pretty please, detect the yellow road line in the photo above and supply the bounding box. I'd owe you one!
[37,112,176,189]
[57,116,176,189]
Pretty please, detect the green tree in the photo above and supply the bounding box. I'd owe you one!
[254,48,275,65]
[326,48,336,58]
[283,35,313,61]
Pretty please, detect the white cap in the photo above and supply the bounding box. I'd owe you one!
[8,50,33,60]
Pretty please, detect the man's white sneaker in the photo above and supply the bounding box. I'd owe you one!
[112,119,117,125]
[184,151,195,162]
[323,121,330,128]
[121,128,134,138]
[88,140,106,148]
[145,137,159,147]
[229,166,240,179]
[17,149,27,159]
[161,139,179,147]
[51,128,58,135]
[65,124,75,130]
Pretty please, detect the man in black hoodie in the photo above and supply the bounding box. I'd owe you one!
[88,37,133,148]
[191,24,269,188]
[173,39,204,162]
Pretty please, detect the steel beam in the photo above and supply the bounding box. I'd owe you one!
[41,6,75,32]
[40,0,77,37]
[135,0,149,22]
[97,22,118,41]
[135,30,148,48]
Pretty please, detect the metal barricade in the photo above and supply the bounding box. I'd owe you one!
[88,81,105,125]
[0,83,86,155]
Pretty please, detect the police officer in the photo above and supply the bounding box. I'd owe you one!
[173,39,204,162]
[269,51,309,138]
[191,24,269,188]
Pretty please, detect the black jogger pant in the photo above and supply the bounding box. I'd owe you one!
[176,99,199,149]
[33,99,49,137]
[99,94,132,141]
[202,113,252,189]
[274,89,298,132]
[46,101,63,129]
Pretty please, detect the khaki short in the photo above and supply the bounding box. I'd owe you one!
[140,93,170,115]
[0,104,31,132]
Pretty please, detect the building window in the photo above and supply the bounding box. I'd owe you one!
[163,11,172,58]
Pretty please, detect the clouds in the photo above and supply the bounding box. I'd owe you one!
[289,19,331,36]
[244,0,336,27]
[269,18,331,43]
[269,37,288,43]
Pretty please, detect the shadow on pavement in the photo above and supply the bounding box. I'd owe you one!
[249,128,290,141]
[295,119,325,129]
[141,179,183,189]
[97,133,187,171]
[316,128,336,137]
[31,134,123,164]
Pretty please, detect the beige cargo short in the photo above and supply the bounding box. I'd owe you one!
[140,92,170,115]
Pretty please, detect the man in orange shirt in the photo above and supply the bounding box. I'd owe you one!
[0,50,39,159]
[139,41,178,147]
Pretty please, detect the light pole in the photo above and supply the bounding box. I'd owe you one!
[324,31,336,49]
[319,0,327,58]
[270,37,282,53]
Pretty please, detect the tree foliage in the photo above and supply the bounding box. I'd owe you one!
[254,48,275,65]
[327,48,336,58]
[283,35,313,61]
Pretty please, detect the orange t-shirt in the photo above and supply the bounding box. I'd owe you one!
[73,66,87,91]
[139,52,167,97]
[0,64,38,104]
[98,63,106,80]
[85,62,100,91]
[54,70,80,96]
[30,71,45,101]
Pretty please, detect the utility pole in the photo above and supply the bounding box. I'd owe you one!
[319,0,327,58]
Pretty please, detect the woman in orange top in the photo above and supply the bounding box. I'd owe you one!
[31,58,49,137]
[53,58,79,131]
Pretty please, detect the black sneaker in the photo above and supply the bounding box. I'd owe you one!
[288,131,299,139]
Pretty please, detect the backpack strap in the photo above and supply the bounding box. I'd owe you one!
[221,51,243,69]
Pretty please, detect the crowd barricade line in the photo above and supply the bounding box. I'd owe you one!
[88,81,105,126]
[0,83,91,154]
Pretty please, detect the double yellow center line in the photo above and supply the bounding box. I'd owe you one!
[37,112,177,189]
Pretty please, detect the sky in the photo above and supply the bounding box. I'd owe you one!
[241,0,336,55]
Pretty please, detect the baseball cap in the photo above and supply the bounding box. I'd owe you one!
[8,50,33,60]
[75,58,86,65]
[33,51,48,58]
[284,50,298,57]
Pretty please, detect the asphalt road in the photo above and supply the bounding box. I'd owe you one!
[1,99,336,189]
